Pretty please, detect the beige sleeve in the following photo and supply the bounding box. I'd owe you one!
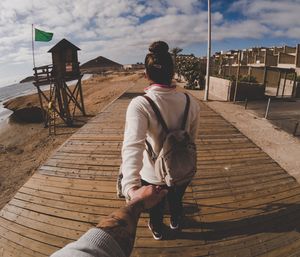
[121,97,148,198]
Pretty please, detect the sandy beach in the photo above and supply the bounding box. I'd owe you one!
[0,72,143,209]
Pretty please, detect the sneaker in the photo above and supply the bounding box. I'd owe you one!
[148,221,163,240]
[170,217,180,230]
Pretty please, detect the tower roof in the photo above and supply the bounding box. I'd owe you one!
[48,38,80,53]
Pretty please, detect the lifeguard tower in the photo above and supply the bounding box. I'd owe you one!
[33,38,86,132]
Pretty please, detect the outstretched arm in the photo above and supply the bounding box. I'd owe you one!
[97,185,167,256]
[51,185,167,257]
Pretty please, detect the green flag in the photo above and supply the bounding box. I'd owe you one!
[35,28,53,42]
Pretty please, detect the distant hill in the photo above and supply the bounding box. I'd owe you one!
[80,56,123,73]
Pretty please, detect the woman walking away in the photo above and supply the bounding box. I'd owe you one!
[121,41,200,240]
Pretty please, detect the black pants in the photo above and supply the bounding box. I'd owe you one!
[141,180,189,230]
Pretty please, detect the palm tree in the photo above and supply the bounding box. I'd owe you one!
[171,47,183,74]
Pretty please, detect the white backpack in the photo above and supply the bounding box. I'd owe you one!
[144,93,197,187]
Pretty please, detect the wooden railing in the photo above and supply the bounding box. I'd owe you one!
[33,64,53,85]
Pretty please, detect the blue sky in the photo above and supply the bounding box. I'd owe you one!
[0,0,300,86]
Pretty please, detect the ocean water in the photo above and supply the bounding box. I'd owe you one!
[0,81,37,102]
[0,81,37,122]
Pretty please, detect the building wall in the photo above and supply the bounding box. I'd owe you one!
[239,66,249,77]
[266,70,279,88]
[284,46,296,54]
[209,76,265,101]
[223,66,237,77]
[250,67,264,83]
[248,56,255,64]
[277,63,296,69]
[278,53,296,64]
[265,54,278,66]
[274,47,284,54]
[255,55,264,64]
[209,76,232,101]
[278,79,294,96]
[222,66,251,78]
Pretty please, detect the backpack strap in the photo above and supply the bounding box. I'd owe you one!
[143,95,169,133]
[145,139,157,161]
[181,93,190,130]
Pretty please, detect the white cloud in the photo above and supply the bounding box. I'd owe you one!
[0,0,299,85]
[213,20,269,40]
[165,0,203,14]
[230,0,300,31]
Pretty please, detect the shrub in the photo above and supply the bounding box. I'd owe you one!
[239,75,257,83]
[176,56,205,90]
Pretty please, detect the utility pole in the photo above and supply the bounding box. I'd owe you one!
[204,0,211,101]
[233,51,241,102]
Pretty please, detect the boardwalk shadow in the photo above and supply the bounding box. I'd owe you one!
[174,202,300,241]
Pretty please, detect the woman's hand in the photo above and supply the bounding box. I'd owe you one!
[128,186,140,200]
[129,185,168,209]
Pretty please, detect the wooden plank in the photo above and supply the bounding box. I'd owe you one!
[9,198,102,224]
[0,237,47,257]
[1,209,84,240]
[0,216,72,247]
[19,187,124,207]
[198,184,300,215]
[199,193,300,222]
[22,183,118,199]
[1,82,300,256]
[13,193,117,216]
[0,225,58,256]
[1,205,91,232]
[29,174,118,187]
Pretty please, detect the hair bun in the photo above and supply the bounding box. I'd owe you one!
[149,41,169,55]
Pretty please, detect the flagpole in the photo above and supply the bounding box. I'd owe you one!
[32,24,36,68]
[204,0,211,101]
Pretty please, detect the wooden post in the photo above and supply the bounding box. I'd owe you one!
[78,76,86,115]
[265,97,271,119]
[248,66,252,84]
[55,80,64,117]
[65,79,85,115]
[292,72,297,97]
[282,72,287,97]
[233,51,241,102]
[245,98,248,109]
[276,72,282,97]
[36,86,47,127]
[59,79,72,126]
[263,66,267,85]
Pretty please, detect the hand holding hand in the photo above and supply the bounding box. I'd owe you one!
[129,185,168,209]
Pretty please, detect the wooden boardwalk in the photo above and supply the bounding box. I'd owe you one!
[1,83,300,257]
